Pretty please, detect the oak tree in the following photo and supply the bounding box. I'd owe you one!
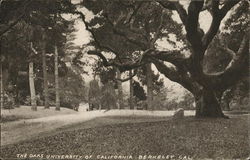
[74,0,249,118]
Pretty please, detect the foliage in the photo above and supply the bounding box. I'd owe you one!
[57,68,87,109]
[137,65,165,95]
[221,78,250,111]
[133,80,146,101]
[2,94,15,109]
[166,92,195,111]
[97,66,117,85]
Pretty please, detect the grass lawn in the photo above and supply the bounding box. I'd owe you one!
[1,106,76,123]
[1,115,249,160]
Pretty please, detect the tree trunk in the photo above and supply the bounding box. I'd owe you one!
[129,70,134,109]
[0,62,3,108]
[42,41,49,109]
[116,68,123,109]
[146,63,153,110]
[195,89,227,118]
[224,101,230,111]
[29,62,37,111]
[55,45,60,111]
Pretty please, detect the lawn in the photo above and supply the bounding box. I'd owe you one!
[1,106,76,123]
[1,115,249,160]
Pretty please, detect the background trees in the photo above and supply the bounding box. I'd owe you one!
[0,0,88,110]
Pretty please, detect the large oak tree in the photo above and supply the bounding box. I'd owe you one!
[74,0,249,118]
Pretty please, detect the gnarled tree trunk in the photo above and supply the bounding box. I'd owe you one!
[194,89,226,118]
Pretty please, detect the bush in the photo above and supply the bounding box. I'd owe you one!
[2,94,15,109]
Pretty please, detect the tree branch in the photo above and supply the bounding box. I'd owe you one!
[87,50,146,72]
[174,3,188,25]
[185,0,204,44]
[150,10,164,47]
[148,50,187,68]
[183,0,207,80]
[116,69,137,82]
[151,58,202,95]
[202,0,240,49]
[73,11,123,62]
[103,13,147,50]
[30,42,38,55]
[157,1,176,10]
[157,1,187,25]
[220,0,241,18]
[223,35,249,75]
[0,0,32,37]
[124,1,144,25]
[208,34,249,90]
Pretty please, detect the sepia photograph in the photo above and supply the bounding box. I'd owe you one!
[0,0,249,159]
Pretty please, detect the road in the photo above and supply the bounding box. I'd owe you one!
[1,110,194,146]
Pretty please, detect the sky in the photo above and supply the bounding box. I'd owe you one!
[69,1,234,100]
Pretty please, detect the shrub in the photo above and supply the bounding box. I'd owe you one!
[3,94,15,109]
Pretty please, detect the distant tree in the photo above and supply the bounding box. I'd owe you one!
[132,80,147,109]
[133,81,147,101]
[59,68,86,110]
[0,46,5,108]
[138,64,164,110]
[54,44,60,110]
[129,70,134,109]
[40,31,49,109]
[29,42,37,110]
[101,81,117,110]
[146,63,153,110]
[116,67,123,109]
[88,79,101,110]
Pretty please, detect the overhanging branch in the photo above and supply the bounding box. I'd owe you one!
[88,50,146,72]
[148,50,188,68]
[116,69,137,82]
[151,58,202,95]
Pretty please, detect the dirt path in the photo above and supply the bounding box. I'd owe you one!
[1,110,195,146]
